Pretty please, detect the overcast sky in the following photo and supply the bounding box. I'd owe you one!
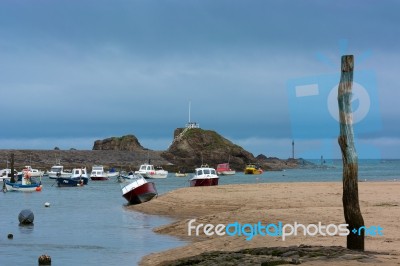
[1,0,399,159]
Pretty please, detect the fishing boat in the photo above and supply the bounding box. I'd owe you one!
[216,163,236,175]
[135,163,168,179]
[3,173,42,192]
[71,167,89,184]
[189,165,219,187]
[47,164,71,179]
[244,164,263,175]
[56,167,89,187]
[56,177,85,187]
[90,165,109,181]
[121,173,158,204]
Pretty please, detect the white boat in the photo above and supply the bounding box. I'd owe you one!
[90,165,109,181]
[175,171,188,177]
[48,165,71,179]
[190,165,219,187]
[121,173,158,204]
[0,169,18,181]
[135,163,168,179]
[71,167,89,184]
[4,173,42,192]
[19,166,44,178]
[106,168,120,178]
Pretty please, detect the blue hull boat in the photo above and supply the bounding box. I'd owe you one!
[56,177,85,187]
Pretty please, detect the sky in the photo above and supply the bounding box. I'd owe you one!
[0,0,399,159]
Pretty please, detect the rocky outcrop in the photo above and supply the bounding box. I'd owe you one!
[161,128,256,171]
[92,135,145,151]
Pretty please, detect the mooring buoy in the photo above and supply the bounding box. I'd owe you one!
[44,202,50,207]
[7,233,13,239]
[38,254,51,265]
[18,209,34,225]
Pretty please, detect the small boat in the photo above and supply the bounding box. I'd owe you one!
[190,165,219,187]
[121,173,158,204]
[244,164,263,175]
[175,171,188,177]
[71,167,89,185]
[90,165,109,181]
[56,167,89,187]
[56,177,85,187]
[0,169,18,181]
[216,163,236,176]
[19,166,44,178]
[107,168,120,178]
[4,173,42,192]
[135,163,168,179]
[48,164,71,179]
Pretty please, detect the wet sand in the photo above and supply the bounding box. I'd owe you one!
[129,182,400,265]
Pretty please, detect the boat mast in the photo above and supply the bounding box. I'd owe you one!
[189,100,191,124]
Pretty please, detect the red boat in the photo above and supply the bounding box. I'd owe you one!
[121,174,158,204]
[216,163,236,176]
[190,166,219,187]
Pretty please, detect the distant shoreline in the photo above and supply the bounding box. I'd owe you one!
[130,182,400,265]
[0,149,168,170]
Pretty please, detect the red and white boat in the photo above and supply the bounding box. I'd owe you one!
[216,163,236,176]
[190,165,219,187]
[90,165,109,181]
[121,174,158,204]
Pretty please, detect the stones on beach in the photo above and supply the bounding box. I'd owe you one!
[38,254,51,265]
[18,209,34,225]
[167,245,381,265]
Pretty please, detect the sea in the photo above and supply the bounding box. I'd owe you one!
[0,159,398,266]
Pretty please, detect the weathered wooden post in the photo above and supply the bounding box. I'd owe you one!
[337,55,365,250]
[10,153,16,183]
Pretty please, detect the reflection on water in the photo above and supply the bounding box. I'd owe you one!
[18,224,34,234]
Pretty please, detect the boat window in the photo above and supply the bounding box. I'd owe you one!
[75,170,79,174]
[196,170,202,175]
[203,169,210,174]
[211,169,216,175]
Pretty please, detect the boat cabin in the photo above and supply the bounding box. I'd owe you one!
[139,164,155,171]
[196,168,216,176]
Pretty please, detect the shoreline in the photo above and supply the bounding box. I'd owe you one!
[129,182,400,265]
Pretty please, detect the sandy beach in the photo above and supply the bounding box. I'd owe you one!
[129,182,400,265]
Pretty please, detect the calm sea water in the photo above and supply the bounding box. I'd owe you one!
[0,159,398,265]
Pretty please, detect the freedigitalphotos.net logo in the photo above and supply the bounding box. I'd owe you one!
[286,41,381,159]
[187,219,383,241]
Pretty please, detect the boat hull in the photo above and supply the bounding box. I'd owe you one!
[217,170,236,175]
[175,173,188,177]
[90,176,109,181]
[138,171,168,179]
[48,173,71,179]
[56,178,85,187]
[122,182,158,204]
[244,169,263,175]
[190,178,219,187]
[4,181,42,192]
